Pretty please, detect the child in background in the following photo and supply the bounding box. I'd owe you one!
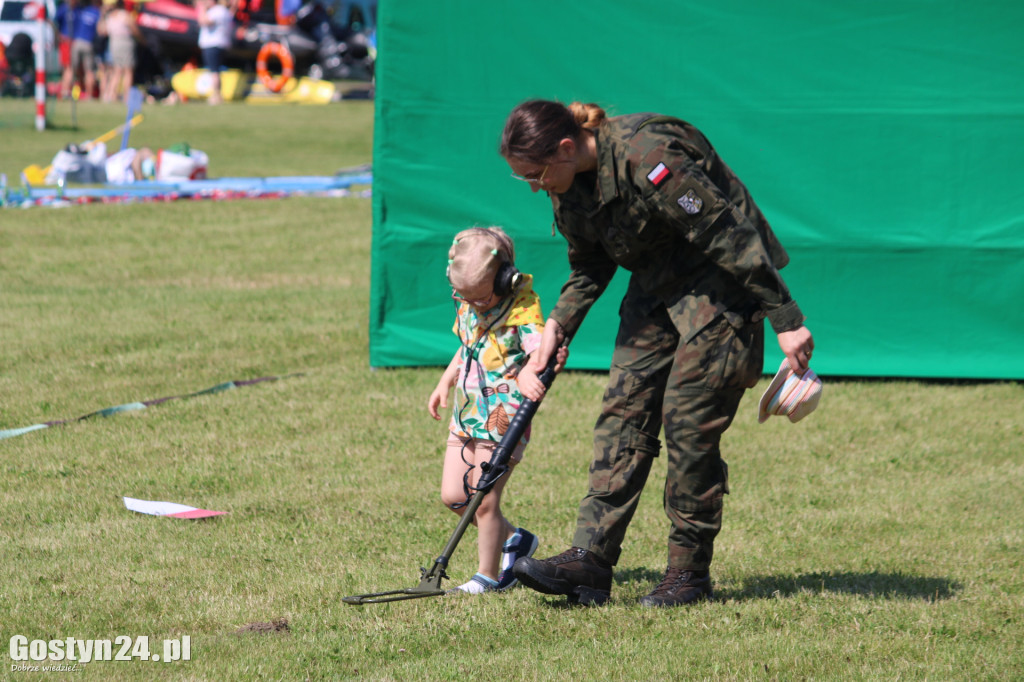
[427,227,545,594]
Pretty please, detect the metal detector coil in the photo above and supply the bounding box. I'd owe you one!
[343,353,560,605]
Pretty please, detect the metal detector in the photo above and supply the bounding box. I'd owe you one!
[343,354,559,605]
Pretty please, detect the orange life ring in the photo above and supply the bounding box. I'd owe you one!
[256,42,294,93]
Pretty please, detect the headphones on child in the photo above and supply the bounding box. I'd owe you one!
[485,227,522,296]
[493,260,522,297]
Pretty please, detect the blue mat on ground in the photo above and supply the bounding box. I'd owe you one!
[2,173,373,206]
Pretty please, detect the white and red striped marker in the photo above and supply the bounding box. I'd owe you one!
[123,497,228,519]
[26,1,47,131]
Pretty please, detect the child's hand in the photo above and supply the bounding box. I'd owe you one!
[427,384,449,420]
[429,356,460,419]
[517,365,546,402]
[519,344,568,402]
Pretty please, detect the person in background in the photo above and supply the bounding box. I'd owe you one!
[103,145,155,183]
[68,0,101,98]
[92,0,110,100]
[53,0,77,99]
[98,0,141,102]
[196,0,234,105]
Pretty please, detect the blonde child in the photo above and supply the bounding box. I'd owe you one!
[427,227,545,594]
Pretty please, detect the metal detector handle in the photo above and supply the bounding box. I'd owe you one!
[502,350,559,438]
[476,350,561,491]
[535,349,560,388]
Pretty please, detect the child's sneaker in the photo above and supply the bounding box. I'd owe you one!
[496,528,539,590]
[447,572,499,595]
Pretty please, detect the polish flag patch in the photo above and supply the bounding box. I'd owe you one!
[646,162,670,186]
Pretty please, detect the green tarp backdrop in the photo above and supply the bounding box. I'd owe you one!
[369,1,1024,379]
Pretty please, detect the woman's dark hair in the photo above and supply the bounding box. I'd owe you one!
[500,99,607,163]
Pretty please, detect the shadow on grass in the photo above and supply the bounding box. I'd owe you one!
[717,571,962,602]
[42,123,81,133]
[518,568,961,608]
[529,568,961,607]
[614,566,665,585]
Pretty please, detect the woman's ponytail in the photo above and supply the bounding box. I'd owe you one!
[500,99,606,163]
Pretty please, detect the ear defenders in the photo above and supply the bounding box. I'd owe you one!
[486,229,522,296]
[493,260,522,297]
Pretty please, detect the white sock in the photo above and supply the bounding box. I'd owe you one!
[457,573,498,594]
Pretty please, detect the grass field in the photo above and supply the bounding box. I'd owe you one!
[1,98,1022,681]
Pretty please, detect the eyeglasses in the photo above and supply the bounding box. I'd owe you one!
[510,164,551,186]
[452,290,495,308]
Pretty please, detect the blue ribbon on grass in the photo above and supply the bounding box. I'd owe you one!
[0,374,303,441]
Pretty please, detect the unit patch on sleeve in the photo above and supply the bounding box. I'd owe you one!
[646,162,670,186]
[677,189,703,215]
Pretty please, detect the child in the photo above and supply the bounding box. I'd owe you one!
[427,226,544,594]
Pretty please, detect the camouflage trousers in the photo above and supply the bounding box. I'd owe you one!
[571,300,764,571]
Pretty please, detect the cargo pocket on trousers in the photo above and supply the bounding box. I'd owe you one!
[666,459,730,514]
[704,316,763,392]
[589,368,663,493]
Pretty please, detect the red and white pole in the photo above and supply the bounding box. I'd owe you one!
[32,1,47,131]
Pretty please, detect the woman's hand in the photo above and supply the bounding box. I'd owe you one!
[531,318,568,370]
[777,325,815,375]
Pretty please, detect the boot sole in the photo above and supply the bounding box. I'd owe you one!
[515,564,610,606]
[638,588,713,608]
[569,585,611,606]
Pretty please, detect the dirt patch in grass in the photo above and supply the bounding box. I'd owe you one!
[233,617,290,635]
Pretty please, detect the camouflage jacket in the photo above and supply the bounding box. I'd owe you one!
[548,113,805,344]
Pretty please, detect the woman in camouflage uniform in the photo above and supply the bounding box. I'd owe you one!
[501,99,815,607]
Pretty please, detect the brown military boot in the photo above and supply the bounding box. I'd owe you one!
[512,547,613,605]
[638,567,712,607]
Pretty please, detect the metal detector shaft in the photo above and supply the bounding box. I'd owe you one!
[343,352,561,605]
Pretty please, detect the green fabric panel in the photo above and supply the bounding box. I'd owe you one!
[370,1,1024,378]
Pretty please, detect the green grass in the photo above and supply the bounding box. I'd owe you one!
[1,99,1023,681]
[1,97,373,179]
